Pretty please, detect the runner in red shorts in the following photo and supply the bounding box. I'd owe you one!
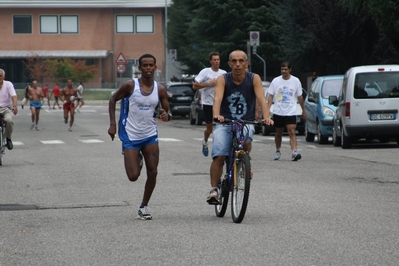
[60,79,78,131]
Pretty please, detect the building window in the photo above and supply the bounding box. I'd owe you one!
[40,15,78,34]
[136,15,154,33]
[40,15,58,34]
[116,15,134,33]
[13,15,32,34]
[60,15,78,33]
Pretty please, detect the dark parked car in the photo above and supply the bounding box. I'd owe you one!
[166,82,195,117]
[189,89,205,125]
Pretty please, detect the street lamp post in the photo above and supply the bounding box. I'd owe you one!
[165,0,168,82]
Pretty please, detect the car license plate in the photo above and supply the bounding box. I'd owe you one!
[370,113,395,120]
[177,96,191,101]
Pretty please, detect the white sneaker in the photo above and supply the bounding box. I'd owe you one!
[206,188,220,205]
[138,206,152,220]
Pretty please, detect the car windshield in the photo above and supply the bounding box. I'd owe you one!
[321,79,343,98]
[168,85,193,94]
[354,72,399,99]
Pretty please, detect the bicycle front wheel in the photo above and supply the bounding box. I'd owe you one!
[215,180,229,217]
[231,153,251,223]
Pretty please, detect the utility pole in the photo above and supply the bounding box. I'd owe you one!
[165,0,168,82]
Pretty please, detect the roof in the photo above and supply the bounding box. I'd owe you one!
[0,0,172,8]
[0,50,111,58]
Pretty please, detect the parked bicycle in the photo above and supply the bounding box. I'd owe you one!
[214,118,259,223]
[0,108,9,166]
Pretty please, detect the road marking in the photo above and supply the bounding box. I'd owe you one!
[79,139,104,143]
[263,137,291,142]
[40,140,65,144]
[12,141,24,146]
[158,138,181,142]
[193,138,213,142]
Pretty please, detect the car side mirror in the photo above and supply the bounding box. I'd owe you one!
[307,96,316,103]
[329,95,338,106]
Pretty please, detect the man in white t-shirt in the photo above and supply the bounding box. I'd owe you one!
[267,61,306,161]
[0,68,18,150]
[75,81,84,113]
[193,52,226,157]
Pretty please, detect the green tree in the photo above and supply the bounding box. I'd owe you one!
[339,0,399,63]
[168,0,282,78]
[274,0,383,75]
[24,58,98,84]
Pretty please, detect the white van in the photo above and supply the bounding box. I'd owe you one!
[329,65,399,148]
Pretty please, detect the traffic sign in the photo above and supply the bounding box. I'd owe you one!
[249,31,260,47]
[115,52,127,65]
[116,64,126,74]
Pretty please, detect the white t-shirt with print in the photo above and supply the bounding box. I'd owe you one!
[268,75,302,116]
[195,67,226,106]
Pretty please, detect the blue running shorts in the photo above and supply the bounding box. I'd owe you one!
[30,101,42,109]
[121,134,158,154]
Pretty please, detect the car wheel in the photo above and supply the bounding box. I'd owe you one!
[305,123,315,142]
[189,111,195,125]
[254,124,261,134]
[195,112,203,125]
[332,122,341,147]
[341,132,352,149]
[261,125,270,136]
[317,122,329,144]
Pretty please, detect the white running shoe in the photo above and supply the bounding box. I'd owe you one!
[138,206,152,220]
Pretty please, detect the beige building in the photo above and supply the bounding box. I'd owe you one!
[0,0,172,87]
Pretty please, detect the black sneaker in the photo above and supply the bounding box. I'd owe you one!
[6,138,13,150]
[21,104,24,109]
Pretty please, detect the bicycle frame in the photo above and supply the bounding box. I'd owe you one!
[0,110,8,166]
[0,107,10,165]
[225,120,249,189]
[215,118,256,223]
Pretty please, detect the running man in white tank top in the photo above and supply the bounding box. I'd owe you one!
[108,54,170,220]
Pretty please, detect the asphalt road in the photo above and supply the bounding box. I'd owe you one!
[1,103,399,265]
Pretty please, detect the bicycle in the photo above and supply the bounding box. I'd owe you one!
[214,118,259,223]
[0,108,9,166]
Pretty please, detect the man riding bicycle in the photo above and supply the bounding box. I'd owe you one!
[0,68,18,150]
[207,50,273,204]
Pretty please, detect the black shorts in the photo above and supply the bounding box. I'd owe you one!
[203,105,213,124]
[273,114,297,128]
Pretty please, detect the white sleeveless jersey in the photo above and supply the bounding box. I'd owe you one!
[124,78,159,141]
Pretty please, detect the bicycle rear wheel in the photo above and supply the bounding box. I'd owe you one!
[231,153,251,223]
[215,179,229,217]
[0,128,4,166]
